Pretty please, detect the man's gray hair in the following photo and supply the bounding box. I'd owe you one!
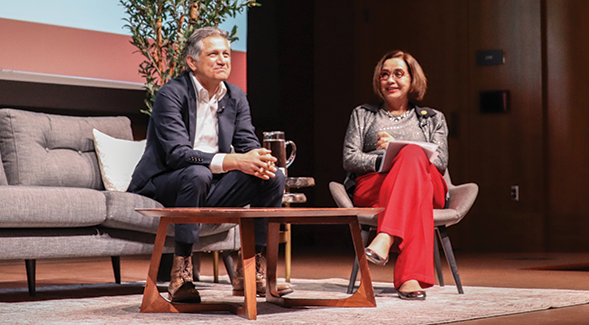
[184,27,230,67]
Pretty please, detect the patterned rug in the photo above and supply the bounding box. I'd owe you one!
[1,277,588,325]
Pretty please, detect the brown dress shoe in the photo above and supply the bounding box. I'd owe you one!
[232,253,294,297]
[168,255,201,303]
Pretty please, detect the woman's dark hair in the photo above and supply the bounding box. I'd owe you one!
[372,50,427,102]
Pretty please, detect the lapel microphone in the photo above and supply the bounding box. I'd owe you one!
[218,105,225,115]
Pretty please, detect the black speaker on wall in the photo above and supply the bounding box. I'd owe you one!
[479,90,510,114]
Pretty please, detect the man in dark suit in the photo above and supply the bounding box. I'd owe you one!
[129,27,291,303]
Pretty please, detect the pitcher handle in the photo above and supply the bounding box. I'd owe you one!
[285,140,297,168]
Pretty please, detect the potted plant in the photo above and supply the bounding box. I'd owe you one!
[120,0,259,114]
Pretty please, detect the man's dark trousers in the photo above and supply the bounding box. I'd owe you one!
[149,165,285,246]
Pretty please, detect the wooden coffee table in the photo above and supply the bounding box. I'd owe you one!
[136,207,382,320]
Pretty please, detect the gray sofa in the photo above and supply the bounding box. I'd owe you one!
[0,108,240,295]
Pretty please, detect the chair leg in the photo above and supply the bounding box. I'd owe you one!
[434,228,444,287]
[111,256,121,284]
[437,225,464,294]
[25,259,36,297]
[347,226,372,294]
[347,260,360,294]
[221,251,236,283]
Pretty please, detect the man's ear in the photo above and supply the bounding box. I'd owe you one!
[186,55,198,72]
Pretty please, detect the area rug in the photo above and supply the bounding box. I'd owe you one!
[1,277,588,325]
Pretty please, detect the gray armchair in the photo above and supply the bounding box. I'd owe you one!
[329,170,478,294]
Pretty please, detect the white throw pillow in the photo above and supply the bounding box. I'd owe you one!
[92,129,146,192]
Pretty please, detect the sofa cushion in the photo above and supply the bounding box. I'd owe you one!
[103,191,238,237]
[0,186,106,227]
[0,108,133,188]
[102,191,164,234]
[0,149,7,186]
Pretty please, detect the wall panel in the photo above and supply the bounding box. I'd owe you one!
[546,0,589,251]
[465,0,544,251]
[255,0,589,252]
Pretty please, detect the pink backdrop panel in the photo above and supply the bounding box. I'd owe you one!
[0,18,246,92]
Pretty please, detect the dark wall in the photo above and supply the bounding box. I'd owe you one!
[248,1,327,247]
[248,0,589,252]
[310,0,545,252]
[247,1,315,191]
[545,0,589,251]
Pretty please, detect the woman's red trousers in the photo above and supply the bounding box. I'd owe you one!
[353,145,448,289]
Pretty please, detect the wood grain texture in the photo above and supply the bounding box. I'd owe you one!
[545,0,589,250]
[136,207,381,319]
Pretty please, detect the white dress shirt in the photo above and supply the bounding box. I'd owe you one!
[189,72,227,173]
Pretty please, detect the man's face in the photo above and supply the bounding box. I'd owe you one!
[187,35,231,89]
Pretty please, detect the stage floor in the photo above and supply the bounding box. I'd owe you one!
[1,249,588,324]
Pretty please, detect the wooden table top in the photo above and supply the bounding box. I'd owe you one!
[135,207,382,219]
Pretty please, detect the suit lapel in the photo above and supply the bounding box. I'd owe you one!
[217,83,236,153]
[183,71,197,147]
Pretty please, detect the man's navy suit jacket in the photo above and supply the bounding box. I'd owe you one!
[128,70,260,197]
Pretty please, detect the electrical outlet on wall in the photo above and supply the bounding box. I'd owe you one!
[511,185,519,201]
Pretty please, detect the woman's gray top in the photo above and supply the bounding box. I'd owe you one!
[343,103,449,178]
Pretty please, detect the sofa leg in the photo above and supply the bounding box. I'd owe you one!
[212,251,219,283]
[25,259,36,296]
[111,256,121,284]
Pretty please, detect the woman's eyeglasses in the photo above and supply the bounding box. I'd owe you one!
[379,69,407,81]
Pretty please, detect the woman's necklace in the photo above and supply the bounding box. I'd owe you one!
[382,107,412,122]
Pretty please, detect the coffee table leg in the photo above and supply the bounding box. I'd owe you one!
[265,221,281,298]
[139,216,259,319]
[266,217,376,308]
[141,219,173,312]
[236,217,258,320]
[349,218,376,305]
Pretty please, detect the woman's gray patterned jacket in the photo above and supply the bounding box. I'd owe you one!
[342,103,448,192]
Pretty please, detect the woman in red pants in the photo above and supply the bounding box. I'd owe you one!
[343,50,449,300]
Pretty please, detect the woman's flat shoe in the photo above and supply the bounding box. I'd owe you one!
[398,290,426,300]
[365,248,389,265]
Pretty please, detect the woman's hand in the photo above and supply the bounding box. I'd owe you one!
[377,131,395,150]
